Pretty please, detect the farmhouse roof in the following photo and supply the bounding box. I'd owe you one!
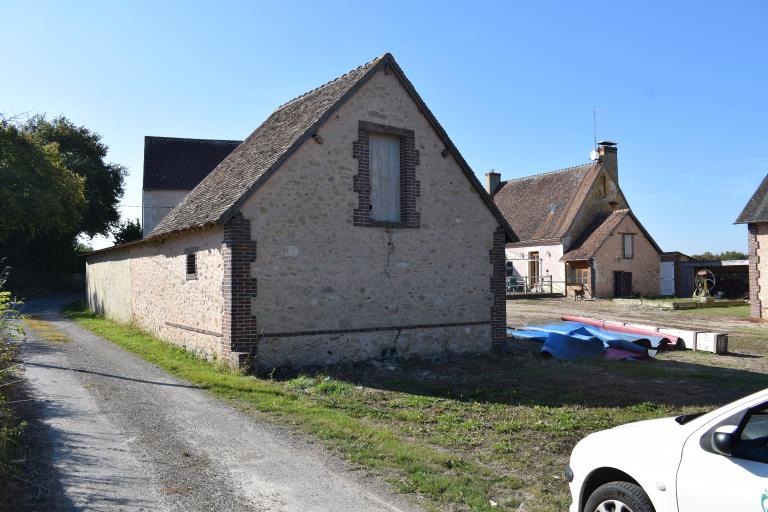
[736,174,768,224]
[143,136,242,190]
[493,163,601,242]
[561,209,662,261]
[149,53,517,242]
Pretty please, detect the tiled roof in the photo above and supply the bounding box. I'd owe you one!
[143,136,241,190]
[148,53,517,243]
[561,209,662,261]
[735,174,768,224]
[493,163,600,241]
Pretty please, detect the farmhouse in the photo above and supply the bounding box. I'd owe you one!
[487,142,662,298]
[86,54,517,369]
[736,173,768,318]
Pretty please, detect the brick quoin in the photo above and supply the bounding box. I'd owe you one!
[748,223,762,318]
[490,226,507,350]
[222,213,258,362]
[353,121,420,228]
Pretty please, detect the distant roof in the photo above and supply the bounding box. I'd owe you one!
[149,53,517,242]
[561,209,662,261]
[143,136,242,190]
[493,163,600,241]
[735,174,768,224]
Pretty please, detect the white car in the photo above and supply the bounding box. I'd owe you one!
[567,388,768,512]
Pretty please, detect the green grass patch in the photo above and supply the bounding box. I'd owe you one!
[672,304,750,318]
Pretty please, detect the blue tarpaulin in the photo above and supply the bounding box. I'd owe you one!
[507,321,665,361]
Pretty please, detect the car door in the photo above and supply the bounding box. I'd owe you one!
[676,402,768,511]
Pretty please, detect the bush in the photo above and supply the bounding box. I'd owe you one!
[0,262,25,502]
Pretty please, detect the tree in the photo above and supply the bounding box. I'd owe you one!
[691,250,748,261]
[111,218,142,245]
[22,115,126,237]
[0,123,86,242]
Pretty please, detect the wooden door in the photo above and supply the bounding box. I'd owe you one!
[613,271,633,297]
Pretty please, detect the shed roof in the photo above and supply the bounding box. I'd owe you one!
[735,174,768,224]
[143,136,242,190]
[561,209,663,261]
[149,53,517,242]
[493,163,601,242]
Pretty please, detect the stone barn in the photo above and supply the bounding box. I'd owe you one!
[736,173,768,318]
[86,54,517,369]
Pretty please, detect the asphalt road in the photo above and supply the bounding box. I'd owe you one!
[19,296,420,512]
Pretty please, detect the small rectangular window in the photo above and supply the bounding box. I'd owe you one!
[186,252,197,279]
[623,234,634,259]
[369,133,401,222]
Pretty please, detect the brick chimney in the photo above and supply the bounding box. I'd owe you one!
[485,170,501,195]
[597,141,618,184]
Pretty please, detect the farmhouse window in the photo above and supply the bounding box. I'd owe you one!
[353,121,420,228]
[567,266,590,285]
[186,252,197,279]
[622,234,634,259]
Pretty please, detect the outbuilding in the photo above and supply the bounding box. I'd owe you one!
[86,54,517,369]
[736,173,768,318]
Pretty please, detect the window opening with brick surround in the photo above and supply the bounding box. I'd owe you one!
[353,121,420,228]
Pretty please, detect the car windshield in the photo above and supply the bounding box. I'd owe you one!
[675,411,709,425]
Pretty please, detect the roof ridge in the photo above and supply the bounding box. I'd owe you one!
[501,162,594,185]
[145,135,243,144]
[274,55,387,111]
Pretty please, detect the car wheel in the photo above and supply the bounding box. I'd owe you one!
[584,481,654,512]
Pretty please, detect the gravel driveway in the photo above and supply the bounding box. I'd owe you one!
[20,296,420,512]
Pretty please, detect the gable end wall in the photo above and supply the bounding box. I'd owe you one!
[563,169,628,249]
[591,215,660,297]
[237,67,503,368]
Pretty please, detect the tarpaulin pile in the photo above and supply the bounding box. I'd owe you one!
[507,320,673,361]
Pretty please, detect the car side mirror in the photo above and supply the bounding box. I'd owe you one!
[712,425,738,456]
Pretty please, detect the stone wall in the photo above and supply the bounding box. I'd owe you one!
[86,251,133,323]
[86,226,225,358]
[592,214,661,297]
[749,222,768,318]
[238,67,502,368]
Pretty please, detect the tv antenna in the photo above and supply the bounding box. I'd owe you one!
[592,107,605,150]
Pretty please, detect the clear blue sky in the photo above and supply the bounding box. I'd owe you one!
[3,1,766,253]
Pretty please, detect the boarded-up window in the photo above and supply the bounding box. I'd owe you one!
[623,234,634,259]
[369,133,401,222]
